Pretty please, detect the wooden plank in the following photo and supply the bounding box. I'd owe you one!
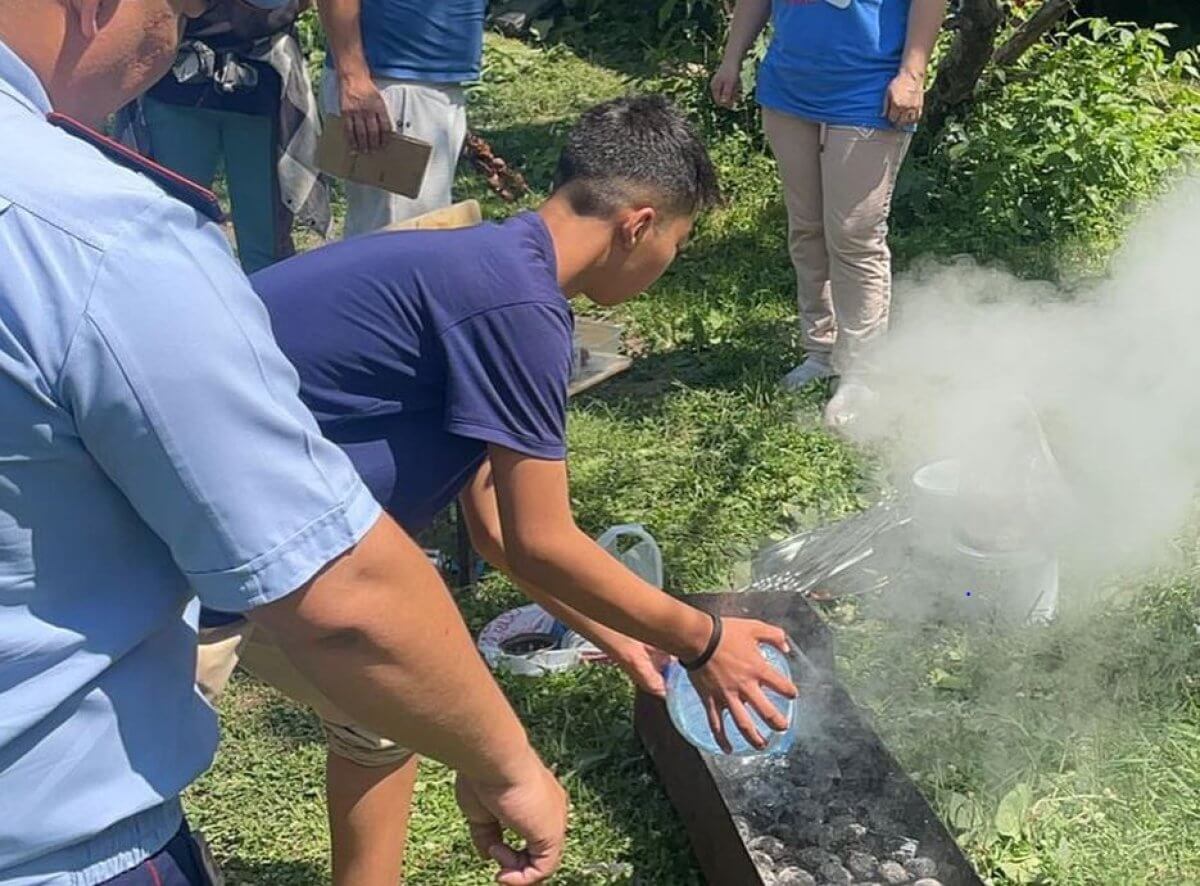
[384,200,483,232]
[569,351,632,397]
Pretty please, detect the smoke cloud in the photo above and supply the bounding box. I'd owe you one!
[845,176,1200,585]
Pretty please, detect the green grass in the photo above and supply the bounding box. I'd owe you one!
[188,33,1200,886]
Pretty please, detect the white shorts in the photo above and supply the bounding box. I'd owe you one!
[320,72,468,237]
[197,619,413,768]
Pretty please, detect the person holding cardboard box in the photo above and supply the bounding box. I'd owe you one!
[317,0,485,234]
[197,95,798,886]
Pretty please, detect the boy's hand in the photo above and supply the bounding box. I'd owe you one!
[606,639,670,697]
[455,752,568,886]
[688,617,797,752]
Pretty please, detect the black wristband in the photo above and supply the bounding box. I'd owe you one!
[681,611,723,672]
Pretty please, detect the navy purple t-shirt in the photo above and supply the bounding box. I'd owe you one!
[254,211,573,533]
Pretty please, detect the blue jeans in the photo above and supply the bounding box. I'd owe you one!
[142,97,283,273]
[101,824,212,885]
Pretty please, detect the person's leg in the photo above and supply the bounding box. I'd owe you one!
[237,629,418,886]
[819,125,912,379]
[219,109,289,274]
[326,751,419,886]
[762,107,835,387]
[392,82,468,221]
[141,98,222,189]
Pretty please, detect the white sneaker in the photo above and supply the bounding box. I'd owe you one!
[780,356,834,392]
[823,381,878,430]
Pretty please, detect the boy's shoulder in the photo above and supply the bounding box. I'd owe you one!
[401,211,565,321]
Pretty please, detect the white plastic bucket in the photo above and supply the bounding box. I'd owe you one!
[910,458,961,555]
[954,541,1059,625]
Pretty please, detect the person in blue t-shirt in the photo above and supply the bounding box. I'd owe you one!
[712,0,947,427]
[197,95,798,886]
[315,0,486,234]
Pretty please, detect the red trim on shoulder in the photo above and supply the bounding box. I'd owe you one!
[46,112,226,224]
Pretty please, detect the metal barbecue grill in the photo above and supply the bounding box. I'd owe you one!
[635,591,984,886]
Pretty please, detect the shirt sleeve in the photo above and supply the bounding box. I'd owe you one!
[56,200,382,614]
[441,301,573,460]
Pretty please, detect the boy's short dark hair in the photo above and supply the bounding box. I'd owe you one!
[552,95,722,220]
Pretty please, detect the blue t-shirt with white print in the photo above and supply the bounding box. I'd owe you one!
[757,0,913,130]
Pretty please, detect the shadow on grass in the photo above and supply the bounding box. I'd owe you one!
[220,858,327,886]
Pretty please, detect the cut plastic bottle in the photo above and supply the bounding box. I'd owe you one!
[664,642,797,756]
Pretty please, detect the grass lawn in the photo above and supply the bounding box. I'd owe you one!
[187,31,1200,886]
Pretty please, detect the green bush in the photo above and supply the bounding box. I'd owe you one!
[893,20,1200,277]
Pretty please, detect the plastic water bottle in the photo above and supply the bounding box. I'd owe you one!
[664,642,797,756]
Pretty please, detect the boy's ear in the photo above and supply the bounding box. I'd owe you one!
[620,207,657,250]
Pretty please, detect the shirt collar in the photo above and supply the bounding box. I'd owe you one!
[0,37,53,117]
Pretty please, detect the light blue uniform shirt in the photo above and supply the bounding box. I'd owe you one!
[0,41,381,886]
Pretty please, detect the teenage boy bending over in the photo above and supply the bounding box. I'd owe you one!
[198,95,796,886]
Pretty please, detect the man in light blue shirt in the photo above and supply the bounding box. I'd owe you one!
[0,2,566,885]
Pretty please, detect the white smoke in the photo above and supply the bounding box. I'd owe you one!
[846,176,1200,584]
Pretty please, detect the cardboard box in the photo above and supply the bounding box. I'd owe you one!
[317,116,432,199]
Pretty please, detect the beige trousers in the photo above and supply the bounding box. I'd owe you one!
[762,108,912,376]
[197,620,413,768]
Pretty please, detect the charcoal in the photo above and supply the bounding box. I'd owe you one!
[829,820,869,847]
[905,858,937,879]
[777,867,818,886]
[816,826,838,851]
[768,823,797,842]
[793,799,825,823]
[749,835,789,858]
[818,861,853,886]
[795,822,826,848]
[734,816,753,841]
[796,847,837,871]
[878,860,910,885]
[846,850,877,879]
[751,849,777,873]
[826,800,854,819]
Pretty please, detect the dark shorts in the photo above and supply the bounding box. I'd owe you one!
[101,824,211,886]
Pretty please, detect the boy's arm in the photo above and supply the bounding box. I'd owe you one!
[459,461,669,696]
[486,444,797,750]
[316,0,391,151]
